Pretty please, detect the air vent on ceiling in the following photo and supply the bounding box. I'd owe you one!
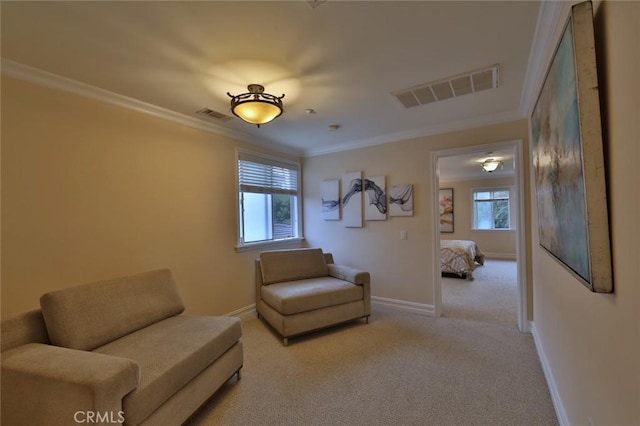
[391,64,500,109]
[196,107,234,122]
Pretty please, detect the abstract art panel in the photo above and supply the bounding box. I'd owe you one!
[389,184,413,217]
[530,1,611,292]
[321,179,340,220]
[364,176,387,221]
[342,171,363,227]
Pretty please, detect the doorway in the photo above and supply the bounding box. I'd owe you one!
[430,140,528,332]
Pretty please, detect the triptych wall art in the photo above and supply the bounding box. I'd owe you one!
[342,171,363,227]
[389,184,413,217]
[322,172,413,227]
[364,175,387,221]
[321,179,340,220]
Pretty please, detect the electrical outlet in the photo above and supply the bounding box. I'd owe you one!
[587,417,593,426]
[400,230,408,240]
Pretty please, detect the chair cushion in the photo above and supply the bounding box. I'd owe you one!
[260,248,329,285]
[93,315,241,426]
[40,269,184,350]
[261,277,364,315]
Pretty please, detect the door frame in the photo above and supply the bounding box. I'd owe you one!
[430,139,528,332]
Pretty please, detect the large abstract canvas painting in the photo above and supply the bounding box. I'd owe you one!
[531,1,612,292]
[342,171,363,227]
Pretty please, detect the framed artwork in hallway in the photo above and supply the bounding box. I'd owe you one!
[530,1,612,293]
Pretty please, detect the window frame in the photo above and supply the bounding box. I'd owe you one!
[471,186,514,231]
[235,149,303,252]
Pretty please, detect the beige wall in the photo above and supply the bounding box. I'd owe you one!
[303,120,530,306]
[531,1,639,424]
[0,78,531,318]
[439,176,516,258]
[1,76,303,319]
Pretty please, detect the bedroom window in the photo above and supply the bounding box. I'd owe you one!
[472,188,511,230]
[236,150,302,250]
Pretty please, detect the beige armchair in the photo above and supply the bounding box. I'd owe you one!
[255,248,371,345]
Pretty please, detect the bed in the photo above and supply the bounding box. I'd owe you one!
[440,239,486,280]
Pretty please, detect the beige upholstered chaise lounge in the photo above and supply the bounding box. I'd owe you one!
[1,269,243,426]
[255,248,371,345]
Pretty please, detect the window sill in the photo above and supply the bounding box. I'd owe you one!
[234,237,305,253]
[471,228,516,232]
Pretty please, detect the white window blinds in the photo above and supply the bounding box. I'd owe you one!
[238,153,298,195]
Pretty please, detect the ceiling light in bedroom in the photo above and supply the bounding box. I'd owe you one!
[481,159,503,173]
[227,84,285,127]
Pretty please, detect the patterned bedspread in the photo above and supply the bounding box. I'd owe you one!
[440,240,485,280]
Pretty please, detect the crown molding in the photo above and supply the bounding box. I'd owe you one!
[519,0,567,118]
[303,109,524,157]
[0,59,302,152]
[2,57,538,160]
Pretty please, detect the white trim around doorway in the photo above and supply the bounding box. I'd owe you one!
[430,139,529,332]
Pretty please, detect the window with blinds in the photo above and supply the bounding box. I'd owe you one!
[238,155,298,195]
[237,151,301,246]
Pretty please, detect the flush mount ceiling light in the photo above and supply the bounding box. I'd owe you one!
[481,158,504,173]
[227,84,284,127]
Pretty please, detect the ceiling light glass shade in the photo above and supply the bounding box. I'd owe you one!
[481,159,503,172]
[227,84,284,127]
[232,102,282,125]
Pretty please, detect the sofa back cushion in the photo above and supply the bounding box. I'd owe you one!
[40,269,185,350]
[0,309,50,352]
[260,248,329,285]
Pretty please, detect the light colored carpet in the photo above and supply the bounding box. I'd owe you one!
[188,260,558,426]
[442,259,519,328]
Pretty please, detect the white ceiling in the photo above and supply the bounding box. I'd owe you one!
[438,147,515,182]
[1,0,541,162]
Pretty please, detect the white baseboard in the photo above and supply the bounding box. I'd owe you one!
[372,296,436,316]
[226,304,257,321]
[531,323,569,426]
[483,252,517,260]
[229,299,437,319]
